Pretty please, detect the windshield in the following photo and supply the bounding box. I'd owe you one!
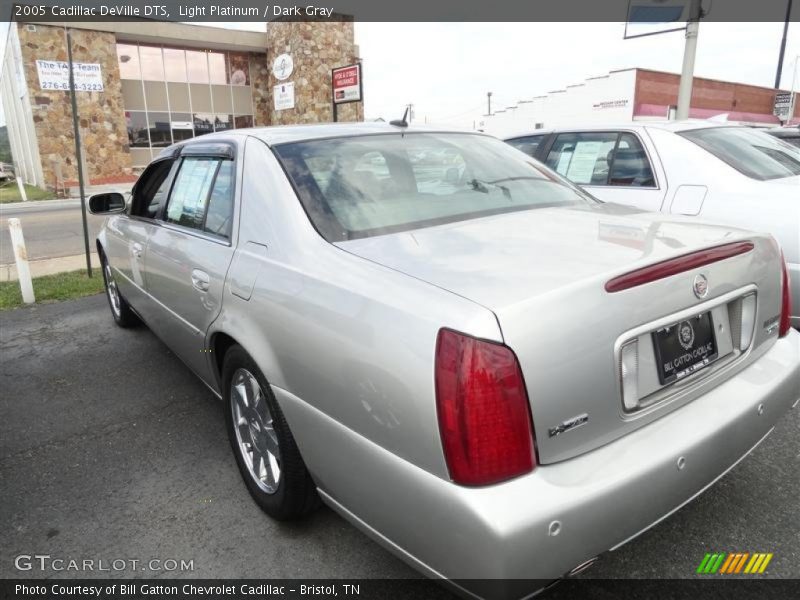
[679,126,800,181]
[273,132,596,241]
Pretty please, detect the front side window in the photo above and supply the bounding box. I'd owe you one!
[164,157,234,238]
[680,126,800,180]
[506,135,545,158]
[130,160,174,219]
[273,132,595,242]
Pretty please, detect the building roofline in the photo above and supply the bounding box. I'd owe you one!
[27,21,267,52]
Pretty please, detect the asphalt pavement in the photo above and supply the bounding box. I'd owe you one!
[0,204,105,264]
[1,295,798,594]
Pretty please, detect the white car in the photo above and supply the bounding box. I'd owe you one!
[504,123,800,326]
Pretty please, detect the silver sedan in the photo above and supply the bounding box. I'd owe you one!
[89,123,800,598]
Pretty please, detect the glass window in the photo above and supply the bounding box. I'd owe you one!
[680,126,800,180]
[545,132,619,186]
[171,113,193,142]
[273,133,595,242]
[131,159,174,219]
[165,158,219,229]
[228,52,250,86]
[234,115,253,129]
[204,160,235,238]
[193,113,214,137]
[117,44,141,79]
[506,135,545,158]
[138,45,165,81]
[608,133,655,187]
[186,50,209,84]
[126,111,149,148]
[214,114,233,132]
[147,112,172,147]
[163,48,187,82]
[208,51,228,85]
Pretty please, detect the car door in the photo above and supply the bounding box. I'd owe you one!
[143,143,238,383]
[104,157,177,315]
[543,130,667,212]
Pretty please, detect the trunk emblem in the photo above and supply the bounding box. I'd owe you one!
[678,321,696,350]
[693,274,709,298]
[548,413,589,438]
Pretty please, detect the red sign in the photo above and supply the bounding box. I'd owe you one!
[331,63,361,104]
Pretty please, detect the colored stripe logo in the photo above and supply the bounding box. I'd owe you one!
[696,552,773,574]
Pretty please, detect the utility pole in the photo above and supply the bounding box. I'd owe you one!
[66,28,93,277]
[676,0,703,120]
[487,91,492,116]
[775,0,793,88]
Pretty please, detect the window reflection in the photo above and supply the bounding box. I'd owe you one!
[126,111,149,147]
[138,45,165,81]
[117,44,254,152]
[193,113,214,137]
[163,48,187,82]
[228,52,249,86]
[171,113,194,142]
[148,112,172,147]
[234,115,253,128]
[117,44,140,79]
[214,114,233,132]
[208,52,228,85]
[186,50,209,84]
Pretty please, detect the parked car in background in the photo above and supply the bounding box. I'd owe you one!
[88,124,799,599]
[0,163,13,183]
[505,123,800,327]
[766,125,800,148]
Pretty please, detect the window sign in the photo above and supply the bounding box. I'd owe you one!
[36,60,103,91]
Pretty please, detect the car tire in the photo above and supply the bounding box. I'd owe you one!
[100,250,139,328]
[222,345,319,520]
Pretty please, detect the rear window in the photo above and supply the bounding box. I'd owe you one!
[273,132,595,241]
[679,127,800,180]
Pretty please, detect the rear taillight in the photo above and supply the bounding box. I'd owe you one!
[780,251,792,338]
[435,329,536,486]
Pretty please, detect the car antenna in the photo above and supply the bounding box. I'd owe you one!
[389,106,410,128]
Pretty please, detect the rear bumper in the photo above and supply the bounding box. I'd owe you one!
[277,331,800,598]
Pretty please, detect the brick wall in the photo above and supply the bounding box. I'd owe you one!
[17,23,133,188]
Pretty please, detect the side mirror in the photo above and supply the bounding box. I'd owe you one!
[88,192,126,215]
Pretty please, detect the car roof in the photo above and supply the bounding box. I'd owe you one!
[502,120,734,140]
[176,122,480,147]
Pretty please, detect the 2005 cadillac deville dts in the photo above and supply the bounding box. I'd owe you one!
[89,123,799,598]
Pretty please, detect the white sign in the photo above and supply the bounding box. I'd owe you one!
[36,60,104,92]
[774,92,792,120]
[274,82,295,111]
[272,54,293,81]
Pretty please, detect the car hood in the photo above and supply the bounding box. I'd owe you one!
[335,203,752,312]
[761,174,800,187]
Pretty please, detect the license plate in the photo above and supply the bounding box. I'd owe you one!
[653,312,718,385]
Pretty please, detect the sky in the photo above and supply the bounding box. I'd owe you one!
[1,21,798,127]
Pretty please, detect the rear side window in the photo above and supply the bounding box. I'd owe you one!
[506,135,545,158]
[163,157,234,239]
[680,126,800,180]
[545,131,655,187]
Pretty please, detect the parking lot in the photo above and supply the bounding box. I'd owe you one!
[1,295,798,592]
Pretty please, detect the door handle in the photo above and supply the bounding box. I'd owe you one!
[191,269,210,292]
[131,242,143,258]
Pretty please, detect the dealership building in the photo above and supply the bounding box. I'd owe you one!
[1,20,362,190]
[480,67,800,138]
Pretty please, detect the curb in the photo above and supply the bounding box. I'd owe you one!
[0,199,82,212]
[0,253,100,282]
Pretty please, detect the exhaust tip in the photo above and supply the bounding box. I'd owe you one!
[567,556,599,578]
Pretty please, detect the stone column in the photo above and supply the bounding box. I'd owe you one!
[265,19,364,125]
